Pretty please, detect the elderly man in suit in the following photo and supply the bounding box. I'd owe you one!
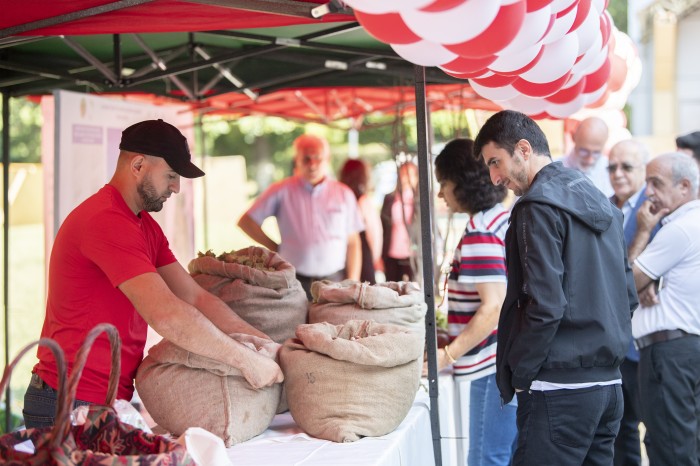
[608,139,659,466]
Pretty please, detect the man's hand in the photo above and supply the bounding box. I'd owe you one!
[637,200,668,231]
[239,349,284,389]
[638,281,660,307]
[230,333,281,360]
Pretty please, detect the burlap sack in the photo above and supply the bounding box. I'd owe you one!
[309,280,427,340]
[188,246,308,344]
[279,320,424,443]
[135,336,282,447]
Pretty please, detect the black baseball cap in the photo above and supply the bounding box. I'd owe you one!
[119,119,205,178]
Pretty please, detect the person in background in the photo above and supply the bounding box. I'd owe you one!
[676,131,700,194]
[381,161,418,282]
[339,158,382,284]
[627,152,700,466]
[238,134,364,299]
[562,116,614,196]
[607,139,659,466]
[428,138,517,466]
[475,110,637,465]
[24,119,283,428]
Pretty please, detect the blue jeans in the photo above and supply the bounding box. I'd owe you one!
[468,373,518,466]
[22,373,92,428]
[514,384,623,466]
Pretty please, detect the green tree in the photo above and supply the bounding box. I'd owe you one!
[0,97,43,163]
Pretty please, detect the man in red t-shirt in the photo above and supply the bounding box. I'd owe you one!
[23,119,283,428]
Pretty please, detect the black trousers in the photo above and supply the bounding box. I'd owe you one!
[296,269,345,301]
[513,385,623,466]
[638,335,700,466]
[614,358,642,466]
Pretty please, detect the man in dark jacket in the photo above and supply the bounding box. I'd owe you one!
[473,110,638,466]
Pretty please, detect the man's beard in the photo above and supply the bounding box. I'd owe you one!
[137,175,167,212]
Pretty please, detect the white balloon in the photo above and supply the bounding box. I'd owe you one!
[591,0,606,14]
[582,82,608,104]
[497,5,552,55]
[470,81,520,101]
[572,31,603,75]
[546,94,586,118]
[391,40,458,67]
[342,0,432,15]
[543,3,578,44]
[575,4,600,56]
[491,42,543,73]
[500,94,550,114]
[521,33,579,83]
[401,0,500,45]
[549,0,578,14]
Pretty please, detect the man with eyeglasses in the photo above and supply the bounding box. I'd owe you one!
[608,139,660,466]
[562,116,614,196]
[238,134,364,300]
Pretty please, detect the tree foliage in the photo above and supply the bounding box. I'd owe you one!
[0,97,43,163]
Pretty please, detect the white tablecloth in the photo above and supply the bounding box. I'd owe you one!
[226,389,435,466]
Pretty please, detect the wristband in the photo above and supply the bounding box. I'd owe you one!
[443,344,457,364]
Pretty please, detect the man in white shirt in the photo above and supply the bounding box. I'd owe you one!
[562,116,614,196]
[238,134,364,299]
[628,152,700,466]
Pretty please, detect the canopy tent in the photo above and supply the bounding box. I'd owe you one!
[1,1,451,462]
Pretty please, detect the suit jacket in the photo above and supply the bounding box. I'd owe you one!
[610,187,661,361]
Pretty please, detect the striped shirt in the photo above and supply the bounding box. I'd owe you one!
[447,203,509,380]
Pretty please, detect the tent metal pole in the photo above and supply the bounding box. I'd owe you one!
[413,65,442,466]
[2,91,11,433]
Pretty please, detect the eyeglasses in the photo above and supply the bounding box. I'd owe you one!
[576,148,603,159]
[606,163,640,173]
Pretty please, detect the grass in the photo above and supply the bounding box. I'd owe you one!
[0,223,46,424]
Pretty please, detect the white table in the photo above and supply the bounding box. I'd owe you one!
[226,389,435,466]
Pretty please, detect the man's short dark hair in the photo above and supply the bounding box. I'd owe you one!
[676,131,700,162]
[434,138,507,213]
[473,110,551,160]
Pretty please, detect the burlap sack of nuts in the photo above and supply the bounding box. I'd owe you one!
[188,246,308,344]
[135,335,282,447]
[309,280,427,341]
[279,320,424,443]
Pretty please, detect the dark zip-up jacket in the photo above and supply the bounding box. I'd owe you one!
[497,161,638,403]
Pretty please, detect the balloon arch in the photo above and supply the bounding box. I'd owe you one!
[346,0,640,119]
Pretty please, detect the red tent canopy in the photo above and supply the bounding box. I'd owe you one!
[2,0,350,36]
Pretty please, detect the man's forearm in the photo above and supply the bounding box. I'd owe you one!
[345,233,362,280]
[237,214,278,252]
[195,292,269,340]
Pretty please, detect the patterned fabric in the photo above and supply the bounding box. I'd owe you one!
[0,405,193,465]
[448,204,509,380]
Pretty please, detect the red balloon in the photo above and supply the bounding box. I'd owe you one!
[608,54,627,92]
[441,54,497,73]
[355,10,421,45]
[527,0,554,12]
[568,0,591,33]
[583,57,611,93]
[472,73,518,88]
[420,0,466,12]
[546,77,586,103]
[444,1,527,58]
[530,111,553,119]
[440,68,486,79]
[513,71,572,97]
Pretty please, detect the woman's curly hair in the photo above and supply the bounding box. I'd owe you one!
[434,138,507,214]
